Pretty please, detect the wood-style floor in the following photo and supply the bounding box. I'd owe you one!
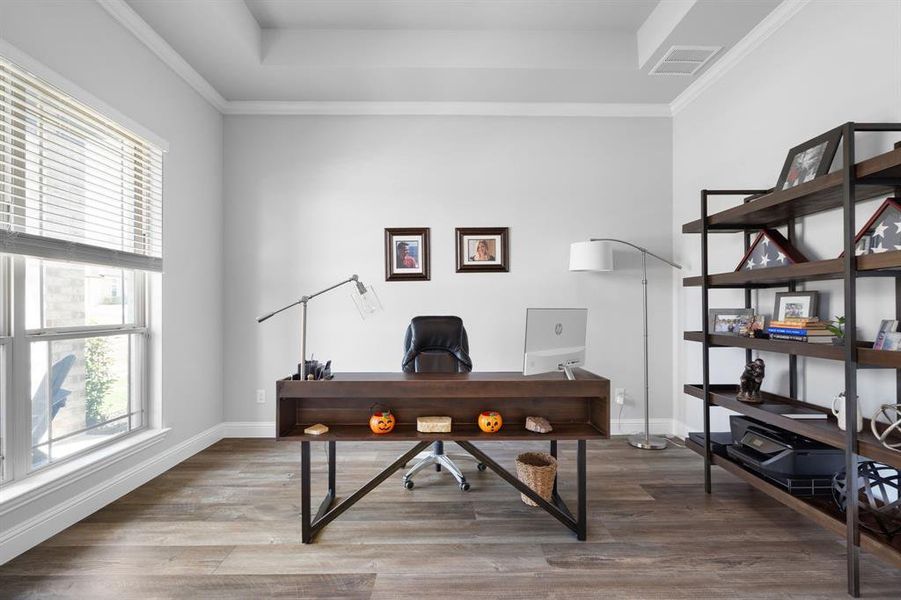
[1,438,899,599]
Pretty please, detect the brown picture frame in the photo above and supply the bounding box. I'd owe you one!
[455,227,509,273]
[385,227,430,281]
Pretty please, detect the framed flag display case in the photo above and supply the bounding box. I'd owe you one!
[735,229,807,271]
[848,198,901,256]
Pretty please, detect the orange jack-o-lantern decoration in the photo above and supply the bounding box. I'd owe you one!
[478,411,503,433]
[369,411,396,434]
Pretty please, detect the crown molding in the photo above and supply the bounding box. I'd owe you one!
[223,101,672,117]
[97,0,804,119]
[96,0,227,112]
[670,0,810,115]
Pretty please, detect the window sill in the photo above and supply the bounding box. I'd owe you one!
[0,428,170,516]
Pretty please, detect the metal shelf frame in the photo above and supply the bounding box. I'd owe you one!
[693,123,901,598]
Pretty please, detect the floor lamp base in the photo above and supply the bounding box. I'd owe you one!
[628,433,667,450]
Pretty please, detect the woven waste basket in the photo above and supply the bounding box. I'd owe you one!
[514,452,558,506]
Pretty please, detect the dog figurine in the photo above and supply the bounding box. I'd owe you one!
[737,358,765,403]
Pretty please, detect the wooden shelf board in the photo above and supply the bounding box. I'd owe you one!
[683,384,901,470]
[279,422,605,442]
[682,251,901,288]
[682,331,901,369]
[684,437,901,569]
[682,146,901,234]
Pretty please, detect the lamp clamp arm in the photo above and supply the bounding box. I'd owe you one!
[588,238,682,270]
[257,274,362,323]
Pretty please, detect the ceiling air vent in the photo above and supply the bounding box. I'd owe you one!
[649,46,721,76]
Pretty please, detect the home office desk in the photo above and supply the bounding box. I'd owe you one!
[276,369,610,543]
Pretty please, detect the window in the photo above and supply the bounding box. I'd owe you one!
[25,257,146,470]
[0,56,162,485]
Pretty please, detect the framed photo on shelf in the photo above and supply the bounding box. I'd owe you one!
[735,229,807,271]
[775,127,842,191]
[874,319,899,350]
[880,332,901,352]
[773,291,819,321]
[384,227,430,281]
[455,227,509,273]
[708,308,755,335]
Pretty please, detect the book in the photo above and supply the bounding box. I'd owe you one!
[770,321,827,329]
[770,334,805,342]
[756,404,828,420]
[768,327,808,335]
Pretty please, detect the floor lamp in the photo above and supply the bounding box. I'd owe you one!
[257,274,382,379]
[569,239,682,450]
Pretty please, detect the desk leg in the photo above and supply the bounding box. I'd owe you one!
[577,439,587,541]
[327,441,336,494]
[301,441,311,543]
[550,440,558,497]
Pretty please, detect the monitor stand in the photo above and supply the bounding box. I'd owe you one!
[559,364,576,381]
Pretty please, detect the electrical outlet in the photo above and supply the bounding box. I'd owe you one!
[614,388,626,405]
[256,389,266,404]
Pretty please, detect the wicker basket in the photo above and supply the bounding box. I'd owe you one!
[515,452,558,506]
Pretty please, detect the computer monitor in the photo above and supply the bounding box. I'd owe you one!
[523,308,587,379]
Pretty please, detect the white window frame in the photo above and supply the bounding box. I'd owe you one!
[0,254,150,485]
[0,256,10,482]
[0,45,163,490]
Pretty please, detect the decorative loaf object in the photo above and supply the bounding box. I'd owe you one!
[417,416,452,433]
[525,416,553,434]
[304,423,329,435]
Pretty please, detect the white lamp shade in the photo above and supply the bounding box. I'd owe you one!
[569,241,614,272]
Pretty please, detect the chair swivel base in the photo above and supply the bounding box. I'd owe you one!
[402,450,486,491]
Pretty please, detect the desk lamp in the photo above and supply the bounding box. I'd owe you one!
[569,239,682,450]
[257,274,382,379]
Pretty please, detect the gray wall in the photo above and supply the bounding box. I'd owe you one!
[0,0,224,538]
[223,116,674,430]
[672,0,901,435]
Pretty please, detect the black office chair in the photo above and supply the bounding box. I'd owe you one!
[401,316,485,491]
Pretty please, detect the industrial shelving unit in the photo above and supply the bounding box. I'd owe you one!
[682,123,901,597]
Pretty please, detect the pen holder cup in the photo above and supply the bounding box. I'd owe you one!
[515,452,558,506]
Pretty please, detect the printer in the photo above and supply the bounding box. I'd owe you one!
[726,415,844,495]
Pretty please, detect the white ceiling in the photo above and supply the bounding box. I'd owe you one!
[123,0,782,106]
[243,0,658,31]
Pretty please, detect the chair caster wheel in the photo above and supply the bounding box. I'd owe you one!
[477,463,487,472]
[403,479,414,490]
[460,482,471,491]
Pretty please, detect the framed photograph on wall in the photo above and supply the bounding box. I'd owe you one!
[773,291,819,321]
[775,127,842,191]
[455,227,509,273]
[385,227,430,281]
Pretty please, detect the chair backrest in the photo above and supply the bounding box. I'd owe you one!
[31,353,76,444]
[402,316,473,374]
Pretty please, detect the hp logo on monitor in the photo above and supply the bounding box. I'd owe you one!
[555,323,563,335]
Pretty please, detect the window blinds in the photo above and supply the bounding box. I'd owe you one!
[0,57,163,272]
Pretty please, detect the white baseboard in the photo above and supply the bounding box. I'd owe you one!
[609,417,675,437]
[0,423,223,565]
[221,421,276,438]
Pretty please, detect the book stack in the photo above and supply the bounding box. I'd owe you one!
[767,318,834,344]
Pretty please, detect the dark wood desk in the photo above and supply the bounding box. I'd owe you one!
[277,369,610,543]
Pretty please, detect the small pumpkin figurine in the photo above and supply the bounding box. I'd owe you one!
[478,411,503,433]
[369,408,396,434]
